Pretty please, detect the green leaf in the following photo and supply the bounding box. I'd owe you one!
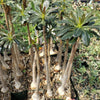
[56,27,72,37]
[61,32,74,40]
[70,11,77,25]
[31,2,35,11]
[82,31,90,46]
[81,14,85,24]
[69,37,77,44]
[29,16,41,24]
[73,28,82,37]
[90,30,100,38]
[58,19,75,26]
[28,44,32,49]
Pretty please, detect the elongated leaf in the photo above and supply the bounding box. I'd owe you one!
[56,27,72,37]
[16,4,22,10]
[47,7,59,14]
[82,31,90,46]
[73,28,82,37]
[4,41,9,48]
[61,32,74,40]
[31,2,35,11]
[70,11,77,25]
[58,19,75,26]
[81,14,85,24]
[85,25,100,30]
[0,32,8,36]
[69,37,77,44]
[89,30,100,38]
[29,16,41,23]
[83,14,94,25]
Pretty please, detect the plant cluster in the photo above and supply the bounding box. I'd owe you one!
[0,0,100,100]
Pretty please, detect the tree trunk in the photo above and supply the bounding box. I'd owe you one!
[48,38,51,71]
[27,23,34,66]
[58,37,80,95]
[36,30,40,93]
[55,14,63,71]
[12,43,22,77]
[63,40,69,73]
[31,30,40,100]
[31,30,39,90]
[31,52,37,90]
[35,47,40,93]
[58,39,63,67]
[14,43,24,70]
[55,39,62,71]
[12,58,21,89]
[8,7,22,75]
[43,26,52,97]
[23,0,27,9]
[50,37,57,55]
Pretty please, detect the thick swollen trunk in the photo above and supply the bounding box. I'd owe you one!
[36,30,40,93]
[0,65,9,93]
[60,40,69,81]
[12,43,22,77]
[55,14,63,71]
[8,7,22,74]
[43,26,52,97]
[50,37,57,55]
[12,59,21,89]
[35,47,40,93]
[58,39,63,66]
[58,38,80,95]
[14,43,24,70]
[55,39,62,71]
[27,23,33,65]
[31,52,37,90]
[31,30,39,90]
[48,39,50,71]
[31,46,40,100]
[0,54,10,70]
[63,40,69,73]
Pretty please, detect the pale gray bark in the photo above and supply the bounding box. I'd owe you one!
[0,64,9,93]
[0,54,10,69]
[3,51,10,61]
[12,43,22,77]
[58,38,80,95]
[43,26,52,97]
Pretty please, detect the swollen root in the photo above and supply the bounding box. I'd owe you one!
[50,49,58,55]
[46,88,52,97]
[14,80,21,89]
[58,86,65,96]
[31,82,37,90]
[31,92,40,100]
[54,64,61,71]
[1,86,9,93]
